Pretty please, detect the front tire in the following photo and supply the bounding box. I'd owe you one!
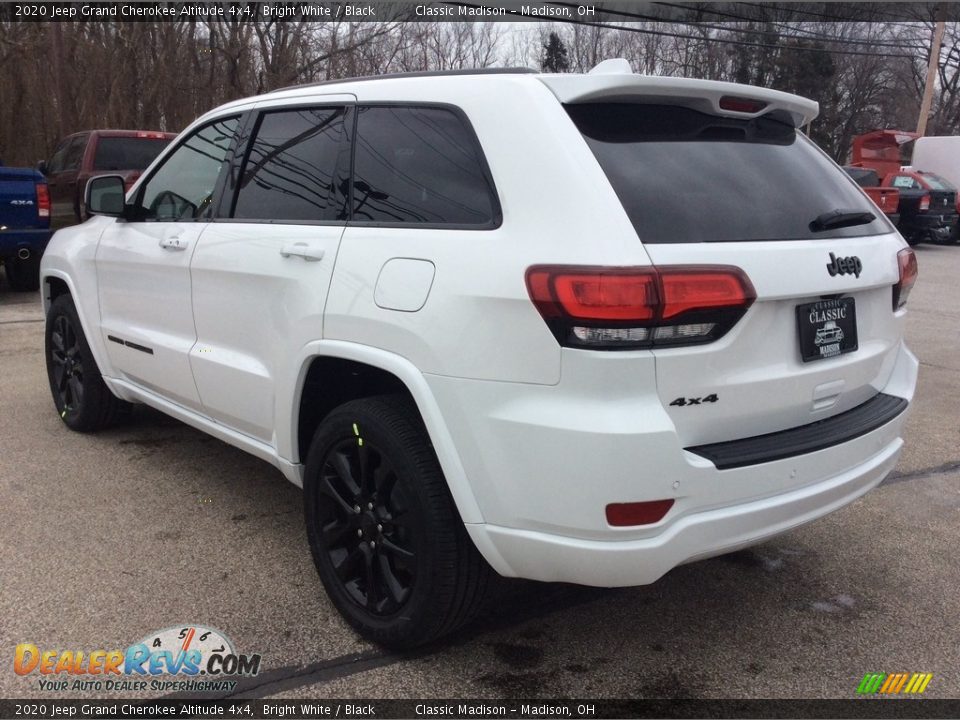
[303,395,492,649]
[45,294,129,432]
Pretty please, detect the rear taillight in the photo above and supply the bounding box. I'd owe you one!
[35,183,50,218]
[893,248,918,311]
[526,265,755,350]
[920,194,930,212]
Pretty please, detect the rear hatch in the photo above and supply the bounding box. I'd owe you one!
[560,98,905,448]
[0,167,45,229]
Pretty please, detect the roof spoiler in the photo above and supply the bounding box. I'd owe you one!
[539,60,819,128]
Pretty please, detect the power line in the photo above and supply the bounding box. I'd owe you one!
[502,8,922,60]
[549,2,929,51]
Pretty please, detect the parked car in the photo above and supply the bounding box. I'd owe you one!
[39,129,175,230]
[848,130,955,245]
[841,166,900,225]
[0,164,50,290]
[883,170,958,245]
[41,63,918,648]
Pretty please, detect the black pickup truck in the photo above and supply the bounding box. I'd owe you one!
[0,165,51,291]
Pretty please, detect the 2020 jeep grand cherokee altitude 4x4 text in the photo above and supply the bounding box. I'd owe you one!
[40,63,919,648]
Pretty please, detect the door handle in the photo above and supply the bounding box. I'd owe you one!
[160,235,189,251]
[280,241,324,262]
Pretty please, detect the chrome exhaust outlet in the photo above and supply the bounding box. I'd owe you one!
[17,247,31,260]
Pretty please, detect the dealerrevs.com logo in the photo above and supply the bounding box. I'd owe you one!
[14,625,261,693]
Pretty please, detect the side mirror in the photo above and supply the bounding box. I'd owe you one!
[37,160,48,175]
[85,175,127,218]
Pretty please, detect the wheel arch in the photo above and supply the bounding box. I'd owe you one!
[287,341,484,524]
[42,270,113,381]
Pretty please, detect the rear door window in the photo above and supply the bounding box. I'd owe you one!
[61,135,88,173]
[566,103,889,243]
[351,106,498,226]
[233,107,349,222]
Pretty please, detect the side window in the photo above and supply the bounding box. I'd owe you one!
[62,135,88,172]
[137,116,239,221]
[352,106,497,226]
[233,107,347,222]
[46,138,73,174]
[891,175,917,189]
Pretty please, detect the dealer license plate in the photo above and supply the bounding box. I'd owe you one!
[796,297,858,363]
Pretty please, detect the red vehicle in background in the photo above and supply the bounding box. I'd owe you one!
[38,129,175,230]
[841,166,900,225]
[850,130,958,245]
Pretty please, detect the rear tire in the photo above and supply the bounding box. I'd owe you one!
[303,395,492,649]
[5,254,41,291]
[45,294,130,432]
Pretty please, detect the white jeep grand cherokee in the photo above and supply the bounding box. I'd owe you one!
[41,62,919,648]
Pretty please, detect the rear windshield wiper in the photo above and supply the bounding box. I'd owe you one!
[809,209,876,232]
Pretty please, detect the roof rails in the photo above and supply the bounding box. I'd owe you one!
[271,67,537,94]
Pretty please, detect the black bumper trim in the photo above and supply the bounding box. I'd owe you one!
[686,393,908,470]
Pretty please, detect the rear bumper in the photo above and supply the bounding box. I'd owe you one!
[441,341,918,586]
[0,227,51,257]
[468,435,901,586]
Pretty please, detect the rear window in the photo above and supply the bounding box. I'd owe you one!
[567,104,889,243]
[93,137,171,171]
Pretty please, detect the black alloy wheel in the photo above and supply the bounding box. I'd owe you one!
[316,436,418,616]
[45,294,129,432]
[49,313,85,414]
[303,395,492,649]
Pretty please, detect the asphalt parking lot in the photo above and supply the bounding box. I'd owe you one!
[2,243,959,702]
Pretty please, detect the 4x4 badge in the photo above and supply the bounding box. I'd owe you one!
[826,252,862,278]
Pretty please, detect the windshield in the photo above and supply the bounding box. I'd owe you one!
[567,103,891,243]
[920,173,956,191]
[93,137,171,171]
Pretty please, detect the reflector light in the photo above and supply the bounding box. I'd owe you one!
[719,96,768,114]
[606,499,675,526]
[893,248,918,311]
[920,194,930,211]
[35,183,50,218]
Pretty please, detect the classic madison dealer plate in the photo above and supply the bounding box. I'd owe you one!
[797,297,858,362]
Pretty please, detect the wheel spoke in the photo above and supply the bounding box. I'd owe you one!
[363,546,378,610]
[67,376,83,407]
[374,465,396,499]
[377,555,409,606]
[379,536,414,561]
[330,450,362,497]
[53,363,67,391]
[358,443,374,495]
[333,546,364,581]
[321,519,353,547]
[318,473,357,516]
[51,329,65,354]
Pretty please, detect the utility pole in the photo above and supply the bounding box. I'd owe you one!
[916,4,947,137]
